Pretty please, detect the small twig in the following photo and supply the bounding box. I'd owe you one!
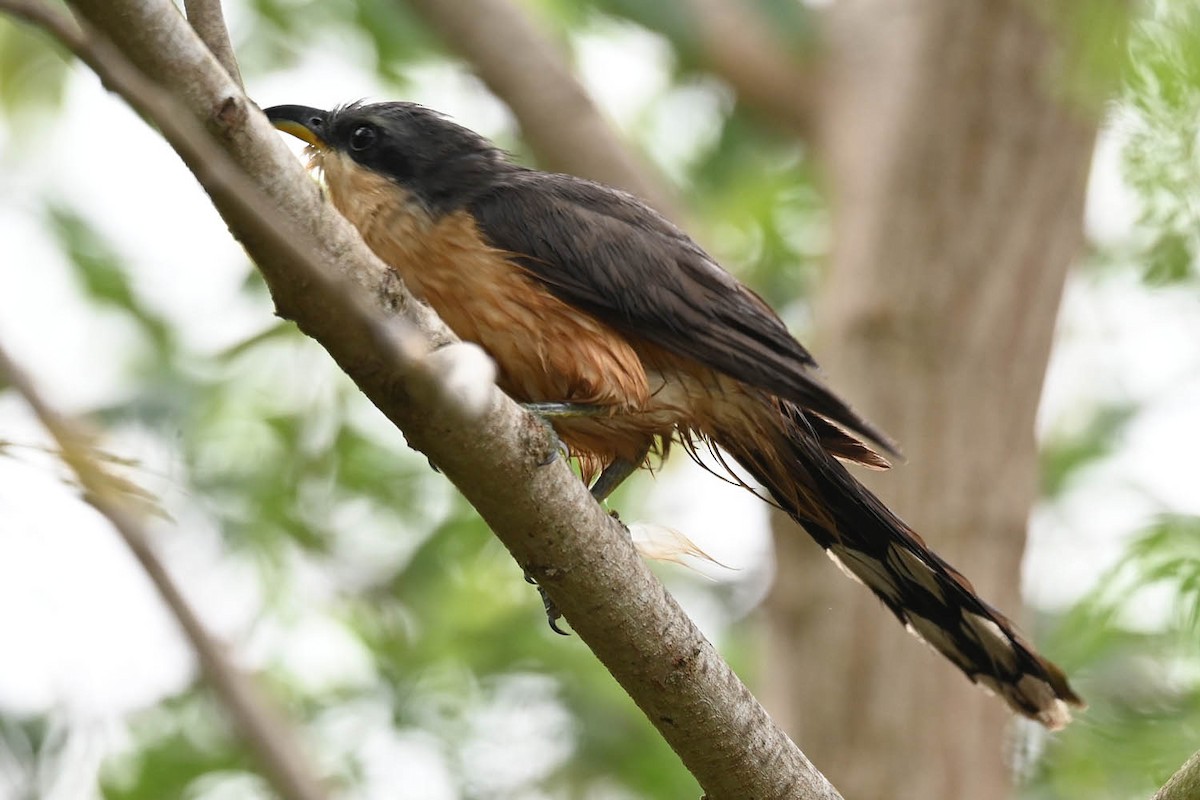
[402,0,683,221]
[1155,748,1200,800]
[0,338,329,800]
[184,0,243,89]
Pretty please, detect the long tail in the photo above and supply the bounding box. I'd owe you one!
[705,394,1083,729]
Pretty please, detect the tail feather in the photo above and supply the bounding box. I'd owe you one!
[707,396,1083,728]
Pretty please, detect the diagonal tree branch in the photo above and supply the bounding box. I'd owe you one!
[0,342,327,800]
[1155,748,1200,800]
[2,0,842,796]
[401,0,683,220]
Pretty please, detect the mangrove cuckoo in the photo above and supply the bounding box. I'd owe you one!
[265,101,1082,728]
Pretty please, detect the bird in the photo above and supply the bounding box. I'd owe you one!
[265,100,1083,729]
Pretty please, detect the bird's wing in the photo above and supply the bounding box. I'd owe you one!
[468,171,898,456]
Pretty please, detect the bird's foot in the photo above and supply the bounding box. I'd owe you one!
[542,435,570,467]
[519,404,573,466]
[524,570,569,635]
[518,410,645,636]
[521,402,611,419]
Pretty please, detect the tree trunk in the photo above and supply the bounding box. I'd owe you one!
[764,2,1098,798]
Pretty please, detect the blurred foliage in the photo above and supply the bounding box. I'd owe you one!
[103,695,259,800]
[0,0,1198,798]
[1038,0,1133,105]
[1122,1,1200,285]
[1027,6,1200,797]
[689,115,822,307]
[1039,402,1136,499]
[0,17,70,127]
[1029,516,1200,800]
[246,0,440,83]
[581,0,815,68]
[47,205,176,363]
[0,716,54,799]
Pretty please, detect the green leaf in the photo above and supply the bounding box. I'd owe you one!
[102,693,254,800]
[1032,515,1200,798]
[46,204,175,359]
[0,18,70,122]
[1040,402,1136,498]
[1121,4,1200,285]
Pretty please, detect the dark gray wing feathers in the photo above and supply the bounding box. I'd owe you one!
[468,172,899,456]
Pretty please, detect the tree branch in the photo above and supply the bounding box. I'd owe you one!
[0,343,327,800]
[2,0,841,796]
[1155,749,1200,800]
[401,0,683,220]
[184,0,242,89]
[682,0,817,138]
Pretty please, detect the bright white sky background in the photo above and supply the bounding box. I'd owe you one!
[0,16,1198,800]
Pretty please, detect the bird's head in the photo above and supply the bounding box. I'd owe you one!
[265,101,508,215]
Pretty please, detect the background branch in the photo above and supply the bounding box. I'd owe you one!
[1,0,841,795]
[682,0,816,138]
[0,341,326,800]
[402,0,682,220]
[763,2,1104,797]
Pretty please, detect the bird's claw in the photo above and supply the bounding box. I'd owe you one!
[524,569,570,635]
[521,405,571,466]
[545,601,570,636]
[539,434,570,467]
[518,409,643,636]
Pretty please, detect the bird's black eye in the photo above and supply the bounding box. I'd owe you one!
[348,125,377,152]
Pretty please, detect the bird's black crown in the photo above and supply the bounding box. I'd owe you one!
[268,101,513,213]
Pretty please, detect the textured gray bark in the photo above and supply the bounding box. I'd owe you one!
[763,2,1099,798]
[1155,749,1200,800]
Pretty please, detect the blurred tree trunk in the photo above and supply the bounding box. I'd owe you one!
[763,2,1099,798]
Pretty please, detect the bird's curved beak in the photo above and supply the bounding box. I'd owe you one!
[265,105,329,149]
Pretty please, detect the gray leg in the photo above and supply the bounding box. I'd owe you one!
[521,401,649,498]
[589,444,651,502]
[520,404,650,635]
[522,402,611,418]
[523,403,607,467]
